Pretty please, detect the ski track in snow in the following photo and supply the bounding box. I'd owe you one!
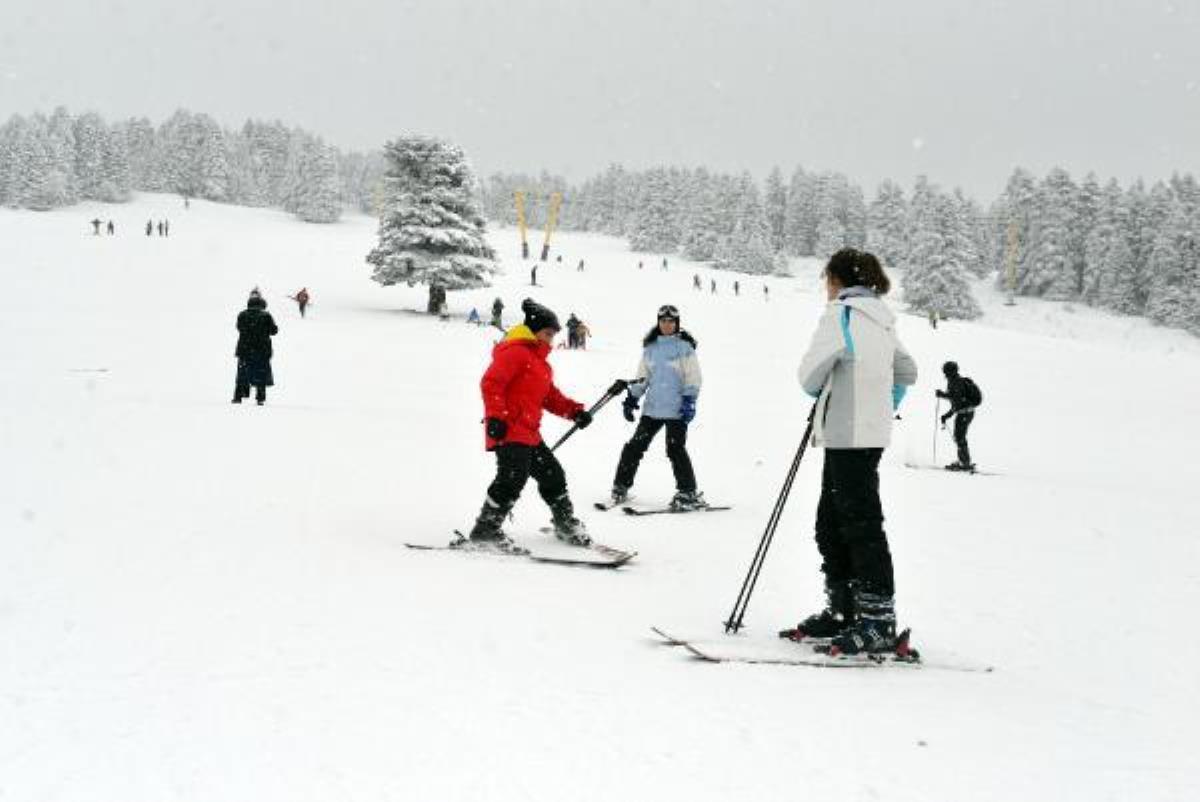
[1,195,1197,801]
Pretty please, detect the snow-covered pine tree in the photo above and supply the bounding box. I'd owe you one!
[291,138,342,223]
[867,179,908,270]
[680,168,722,261]
[901,176,981,319]
[366,136,497,307]
[783,167,817,255]
[813,213,845,260]
[120,116,160,191]
[1145,198,1199,329]
[1072,173,1102,295]
[843,184,868,248]
[764,166,787,252]
[1083,179,1137,313]
[629,167,680,252]
[72,112,109,200]
[1020,167,1077,299]
[949,188,987,277]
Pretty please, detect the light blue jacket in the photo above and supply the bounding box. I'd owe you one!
[629,334,702,420]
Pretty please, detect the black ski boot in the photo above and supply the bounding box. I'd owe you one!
[780,580,855,642]
[609,484,631,506]
[549,495,592,547]
[827,589,897,656]
[669,489,708,511]
[458,497,526,554]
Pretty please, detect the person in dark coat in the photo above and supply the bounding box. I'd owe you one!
[233,293,279,405]
[145,220,153,236]
[565,313,581,349]
[294,287,310,318]
[106,220,115,235]
[491,297,505,330]
[90,218,102,235]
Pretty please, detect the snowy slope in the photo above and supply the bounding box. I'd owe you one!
[1,195,1197,802]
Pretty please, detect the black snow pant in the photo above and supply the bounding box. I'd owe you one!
[613,417,697,493]
[485,442,569,511]
[814,448,894,596]
[953,411,974,466]
[298,302,307,318]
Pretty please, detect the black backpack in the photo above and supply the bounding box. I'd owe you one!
[962,377,983,407]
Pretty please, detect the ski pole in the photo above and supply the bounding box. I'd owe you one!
[549,378,641,453]
[724,401,818,634]
[933,398,940,465]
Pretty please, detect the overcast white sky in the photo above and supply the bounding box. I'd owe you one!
[1,0,1196,197]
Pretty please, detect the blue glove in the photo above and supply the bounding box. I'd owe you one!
[622,394,640,422]
[891,384,908,411]
[680,396,697,424]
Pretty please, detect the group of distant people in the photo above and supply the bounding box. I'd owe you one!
[145,219,171,236]
[88,217,173,236]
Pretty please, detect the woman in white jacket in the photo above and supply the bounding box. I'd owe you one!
[785,249,918,656]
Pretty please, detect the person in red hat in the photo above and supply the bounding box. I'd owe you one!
[459,299,595,552]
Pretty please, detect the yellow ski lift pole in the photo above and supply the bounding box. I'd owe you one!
[515,190,529,259]
[541,192,562,261]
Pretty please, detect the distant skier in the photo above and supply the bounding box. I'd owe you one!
[491,297,505,329]
[157,221,164,236]
[556,255,563,264]
[461,299,595,551]
[566,313,581,349]
[638,261,644,270]
[608,304,706,511]
[106,220,115,235]
[233,292,279,406]
[662,257,669,271]
[734,280,740,296]
[145,220,153,236]
[577,259,585,272]
[928,309,939,329]
[574,320,591,350]
[467,307,482,325]
[163,219,170,237]
[90,218,102,235]
[764,284,770,301]
[294,287,310,318]
[710,278,717,294]
[936,361,981,471]
[530,264,538,286]
[183,196,190,209]
[693,273,701,291]
[784,248,918,656]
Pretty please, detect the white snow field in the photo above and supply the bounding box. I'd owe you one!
[2,194,1198,802]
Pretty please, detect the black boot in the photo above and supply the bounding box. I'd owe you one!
[828,589,897,656]
[549,495,591,547]
[780,580,855,642]
[459,497,525,553]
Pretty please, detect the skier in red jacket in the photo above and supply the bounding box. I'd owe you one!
[459,299,594,552]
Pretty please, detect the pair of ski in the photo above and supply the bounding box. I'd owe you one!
[593,499,733,516]
[904,462,999,477]
[650,626,994,673]
[405,530,636,568]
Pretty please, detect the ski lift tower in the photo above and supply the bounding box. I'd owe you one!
[541,192,562,261]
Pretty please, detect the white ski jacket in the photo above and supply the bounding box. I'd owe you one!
[798,287,918,449]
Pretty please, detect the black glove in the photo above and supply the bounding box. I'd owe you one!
[608,378,629,395]
[573,409,593,429]
[940,413,951,427]
[622,395,640,423]
[935,390,947,399]
[486,417,507,440]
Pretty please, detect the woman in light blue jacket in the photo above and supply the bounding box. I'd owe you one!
[608,305,705,510]
[783,249,918,657]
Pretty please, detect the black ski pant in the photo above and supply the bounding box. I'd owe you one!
[613,417,696,493]
[485,442,569,512]
[814,448,894,596]
[298,302,307,318]
[953,411,974,465]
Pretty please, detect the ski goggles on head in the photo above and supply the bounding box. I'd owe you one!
[657,304,680,320]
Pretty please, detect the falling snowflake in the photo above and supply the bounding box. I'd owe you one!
[912,137,925,151]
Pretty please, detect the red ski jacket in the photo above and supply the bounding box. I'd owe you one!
[481,325,582,449]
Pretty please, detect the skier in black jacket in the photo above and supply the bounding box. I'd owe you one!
[233,292,279,405]
[936,361,979,470]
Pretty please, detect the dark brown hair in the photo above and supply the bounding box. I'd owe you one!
[824,248,891,295]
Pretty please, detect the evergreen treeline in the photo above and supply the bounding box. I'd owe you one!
[481,164,1200,333]
[0,107,384,223]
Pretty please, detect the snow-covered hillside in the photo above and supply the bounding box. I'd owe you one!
[2,195,1197,801]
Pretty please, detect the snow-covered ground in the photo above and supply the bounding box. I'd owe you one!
[2,195,1197,801]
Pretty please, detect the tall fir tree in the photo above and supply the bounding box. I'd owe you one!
[764,166,787,252]
[366,136,496,302]
[866,180,908,270]
[902,176,981,319]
